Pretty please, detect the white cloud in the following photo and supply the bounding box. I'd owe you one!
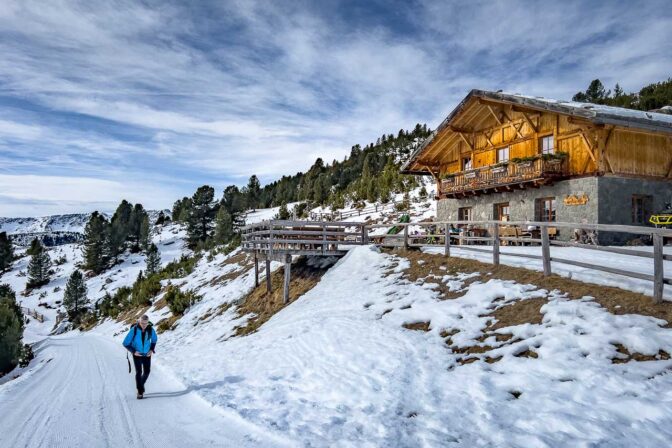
[0,0,670,216]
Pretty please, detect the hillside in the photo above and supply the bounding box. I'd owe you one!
[3,186,672,446]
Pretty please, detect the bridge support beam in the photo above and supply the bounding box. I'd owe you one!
[283,254,292,304]
[254,254,259,287]
[265,256,272,294]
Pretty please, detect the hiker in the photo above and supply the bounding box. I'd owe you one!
[122,315,157,399]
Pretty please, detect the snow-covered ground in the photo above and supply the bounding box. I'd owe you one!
[94,246,672,446]
[3,191,672,446]
[0,332,292,447]
[423,244,672,300]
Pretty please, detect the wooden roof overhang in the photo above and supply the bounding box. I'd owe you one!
[401,89,672,176]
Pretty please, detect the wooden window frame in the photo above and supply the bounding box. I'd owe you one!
[458,207,473,221]
[462,156,472,171]
[536,197,556,222]
[497,146,510,163]
[539,135,555,155]
[494,202,510,221]
[631,194,652,224]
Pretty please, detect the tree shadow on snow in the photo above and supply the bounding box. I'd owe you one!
[142,376,244,399]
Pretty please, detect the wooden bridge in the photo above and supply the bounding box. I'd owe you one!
[242,219,672,304]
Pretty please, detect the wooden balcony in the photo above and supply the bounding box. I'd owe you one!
[440,158,569,198]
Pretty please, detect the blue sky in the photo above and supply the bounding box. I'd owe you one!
[1,0,671,217]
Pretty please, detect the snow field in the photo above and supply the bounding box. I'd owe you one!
[105,245,672,447]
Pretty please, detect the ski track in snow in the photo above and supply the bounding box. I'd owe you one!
[0,333,294,448]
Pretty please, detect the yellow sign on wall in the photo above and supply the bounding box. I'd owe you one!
[563,194,589,206]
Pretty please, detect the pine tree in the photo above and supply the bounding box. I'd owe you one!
[187,185,217,247]
[83,212,109,274]
[109,200,132,259]
[213,207,233,244]
[0,232,13,273]
[26,238,41,257]
[246,175,261,211]
[129,204,148,252]
[145,244,161,275]
[26,241,51,289]
[63,270,87,319]
[155,211,169,226]
[139,215,150,251]
[366,178,377,203]
[277,203,290,220]
[0,284,23,374]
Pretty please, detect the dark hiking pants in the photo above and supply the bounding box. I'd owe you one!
[133,356,151,394]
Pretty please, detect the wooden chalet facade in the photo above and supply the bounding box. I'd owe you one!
[401,90,672,243]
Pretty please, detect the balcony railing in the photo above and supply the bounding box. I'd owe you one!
[440,158,569,198]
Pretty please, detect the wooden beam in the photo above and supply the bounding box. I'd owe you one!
[598,126,615,173]
[484,131,495,148]
[521,111,538,133]
[283,254,291,304]
[579,132,598,175]
[265,256,272,293]
[455,131,474,152]
[486,105,503,126]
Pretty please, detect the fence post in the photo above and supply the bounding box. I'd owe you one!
[492,222,500,266]
[269,225,274,258]
[403,225,409,250]
[362,225,369,245]
[265,256,272,294]
[444,223,450,257]
[653,233,664,303]
[254,254,259,287]
[283,254,292,304]
[541,225,551,276]
[322,224,327,254]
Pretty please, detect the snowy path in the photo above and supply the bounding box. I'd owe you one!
[0,333,292,448]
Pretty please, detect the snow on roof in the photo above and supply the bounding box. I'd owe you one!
[492,90,672,128]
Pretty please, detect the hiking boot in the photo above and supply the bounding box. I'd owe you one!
[137,391,143,399]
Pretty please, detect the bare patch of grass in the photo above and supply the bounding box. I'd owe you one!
[611,344,671,364]
[388,248,672,324]
[402,321,430,332]
[156,315,179,333]
[233,257,330,336]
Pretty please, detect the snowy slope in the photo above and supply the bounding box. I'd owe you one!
[95,246,672,447]
[0,224,187,343]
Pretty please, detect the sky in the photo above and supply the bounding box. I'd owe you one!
[1,0,671,217]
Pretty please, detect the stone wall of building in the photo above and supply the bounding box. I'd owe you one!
[597,176,672,244]
[435,175,672,244]
[436,177,599,240]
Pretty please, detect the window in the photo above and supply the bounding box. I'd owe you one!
[462,157,472,171]
[458,207,472,221]
[540,135,554,155]
[632,195,652,224]
[495,202,510,221]
[497,146,510,163]
[536,197,556,222]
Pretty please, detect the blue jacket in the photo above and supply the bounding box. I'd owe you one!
[123,324,157,356]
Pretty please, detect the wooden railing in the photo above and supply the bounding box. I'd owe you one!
[440,158,569,196]
[365,220,671,303]
[241,220,369,258]
[241,218,671,303]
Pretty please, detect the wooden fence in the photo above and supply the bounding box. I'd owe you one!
[367,220,671,303]
[21,306,45,323]
[242,219,671,303]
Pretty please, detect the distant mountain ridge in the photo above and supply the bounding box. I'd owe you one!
[0,210,170,240]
